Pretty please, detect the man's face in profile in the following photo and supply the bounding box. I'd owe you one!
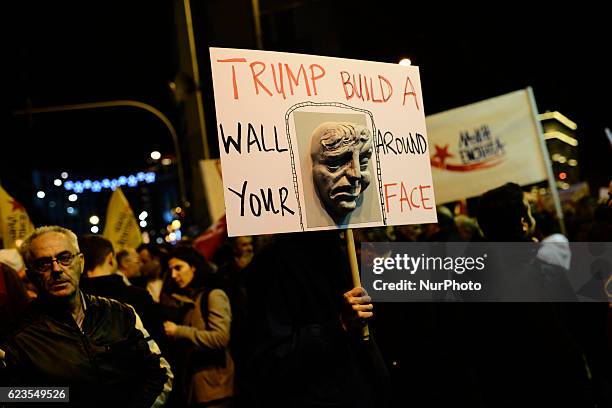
[522,194,536,238]
[310,122,373,222]
[120,248,142,278]
[139,248,161,279]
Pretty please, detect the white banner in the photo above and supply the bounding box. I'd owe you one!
[210,48,437,236]
[426,89,549,204]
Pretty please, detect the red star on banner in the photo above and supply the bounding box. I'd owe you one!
[9,198,26,212]
[432,144,454,166]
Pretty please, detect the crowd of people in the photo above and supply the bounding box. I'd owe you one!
[0,180,611,407]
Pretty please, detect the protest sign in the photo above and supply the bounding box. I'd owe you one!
[426,89,549,204]
[210,48,436,236]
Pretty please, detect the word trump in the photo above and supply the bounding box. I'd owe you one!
[217,57,326,100]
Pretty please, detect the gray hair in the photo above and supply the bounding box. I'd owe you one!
[19,225,79,268]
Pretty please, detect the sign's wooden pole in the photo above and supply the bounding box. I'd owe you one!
[344,228,370,341]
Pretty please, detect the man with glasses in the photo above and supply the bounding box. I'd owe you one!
[0,226,173,407]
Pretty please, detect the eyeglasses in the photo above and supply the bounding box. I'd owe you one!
[31,251,81,273]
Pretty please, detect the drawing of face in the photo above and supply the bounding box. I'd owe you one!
[310,122,373,224]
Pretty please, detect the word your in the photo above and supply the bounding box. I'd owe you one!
[383,183,434,213]
[217,57,326,100]
[372,254,486,275]
[228,180,295,218]
[376,130,427,155]
[220,122,288,155]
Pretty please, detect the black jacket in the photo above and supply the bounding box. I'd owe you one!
[81,274,164,346]
[458,243,592,407]
[1,293,173,408]
[240,232,390,408]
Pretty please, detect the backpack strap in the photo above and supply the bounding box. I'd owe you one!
[197,287,213,328]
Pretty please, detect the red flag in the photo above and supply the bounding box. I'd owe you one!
[193,215,227,260]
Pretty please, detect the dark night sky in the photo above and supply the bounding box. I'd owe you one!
[4,1,611,211]
[6,2,177,174]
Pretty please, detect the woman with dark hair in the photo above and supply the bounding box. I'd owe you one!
[162,246,234,407]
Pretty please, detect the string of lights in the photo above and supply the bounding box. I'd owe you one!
[61,171,156,193]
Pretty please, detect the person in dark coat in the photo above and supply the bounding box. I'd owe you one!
[0,226,172,407]
[462,182,594,407]
[79,235,164,347]
[239,231,390,408]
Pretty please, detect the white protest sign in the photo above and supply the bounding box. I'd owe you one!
[426,89,549,204]
[210,48,436,236]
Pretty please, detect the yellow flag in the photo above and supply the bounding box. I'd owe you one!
[103,187,142,251]
[0,185,35,248]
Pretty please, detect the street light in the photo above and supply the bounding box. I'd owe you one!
[399,58,412,66]
[13,100,188,208]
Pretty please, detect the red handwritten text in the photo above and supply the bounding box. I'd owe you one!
[217,58,325,100]
[341,71,393,103]
[383,183,433,213]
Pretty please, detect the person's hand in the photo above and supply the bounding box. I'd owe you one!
[340,287,373,334]
[163,321,178,337]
